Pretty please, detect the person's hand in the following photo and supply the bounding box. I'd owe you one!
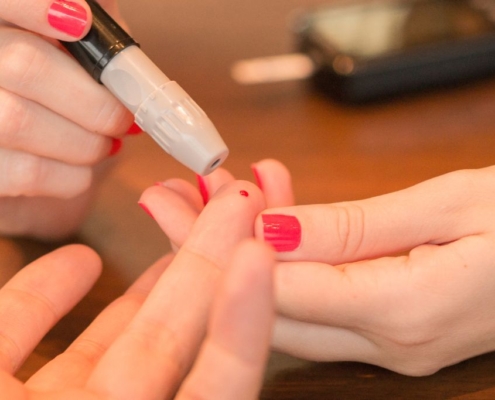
[255,165,495,376]
[0,0,136,239]
[1,179,275,398]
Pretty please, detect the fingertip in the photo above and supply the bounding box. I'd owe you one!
[138,184,200,247]
[251,159,294,208]
[56,244,103,277]
[207,180,266,214]
[47,0,93,41]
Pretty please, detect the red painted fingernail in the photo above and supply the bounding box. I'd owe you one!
[48,0,88,37]
[109,138,123,156]
[138,202,155,219]
[262,214,301,252]
[126,122,143,135]
[196,175,209,205]
[251,164,263,190]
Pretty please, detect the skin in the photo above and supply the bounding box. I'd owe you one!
[171,159,495,377]
[0,0,134,239]
[0,180,275,399]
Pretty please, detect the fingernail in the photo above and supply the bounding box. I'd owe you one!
[126,122,143,135]
[196,175,209,205]
[262,214,301,252]
[109,138,123,156]
[48,0,88,38]
[251,164,263,190]
[138,202,155,219]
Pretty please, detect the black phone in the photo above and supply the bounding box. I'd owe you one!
[296,0,495,103]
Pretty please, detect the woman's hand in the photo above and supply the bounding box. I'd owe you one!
[162,160,495,376]
[1,177,275,399]
[0,0,135,239]
[256,165,495,376]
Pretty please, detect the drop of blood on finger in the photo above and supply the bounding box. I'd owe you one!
[240,190,249,197]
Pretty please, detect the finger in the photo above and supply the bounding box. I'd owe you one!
[25,253,174,391]
[256,167,495,263]
[0,148,93,198]
[0,89,116,165]
[176,240,275,400]
[87,181,266,400]
[153,179,203,252]
[159,179,204,214]
[274,235,495,345]
[139,184,200,249]
[197,167,235,204]
[251,159,295,208]
[273,316,377,364]
[0,0,91,41]
[0,245,101,373]
[0,29,133,137]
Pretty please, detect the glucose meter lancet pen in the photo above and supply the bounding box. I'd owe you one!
[61,0,228,176]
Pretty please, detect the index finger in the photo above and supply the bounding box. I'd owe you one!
[0,0,92,41]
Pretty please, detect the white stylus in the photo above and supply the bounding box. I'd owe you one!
[62,0,228,176]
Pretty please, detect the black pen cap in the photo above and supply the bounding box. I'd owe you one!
[61,0,138,82]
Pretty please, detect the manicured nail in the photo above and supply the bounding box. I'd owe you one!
[109,138,123,156]
[196,175,209,205]
[126,122,143,135]
[262,214,301,252]
[48,0,88,38]
[251,164,263,190]
[138,202,155,219]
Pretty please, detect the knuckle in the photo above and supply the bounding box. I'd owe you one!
[0,34,47,89]
[5,152,43,196]
[440,169,479,207]
[73,134,109,165]
[0,91,29,147]
[333,203,366,257]
[89,100,131,136]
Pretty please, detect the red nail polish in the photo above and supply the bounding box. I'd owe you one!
[251,164,263,190]
[138,202,155,219]
[262,214,301,252]
[48,0,88,37]
[126,122,143,135]
[240,190,249,197]
[109,138,123,156]
[196,175,209,205]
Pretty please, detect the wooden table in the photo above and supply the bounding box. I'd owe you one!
[6,0,495,398]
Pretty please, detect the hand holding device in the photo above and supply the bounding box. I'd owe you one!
[0,0,135,239]
[62,0,229,176]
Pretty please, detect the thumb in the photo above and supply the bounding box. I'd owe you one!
[1,0,92,40]
[255,168,495,264]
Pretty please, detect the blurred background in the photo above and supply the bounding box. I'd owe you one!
[14,0,495,398]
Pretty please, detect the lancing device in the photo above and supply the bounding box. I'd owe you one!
[61,0,228,176]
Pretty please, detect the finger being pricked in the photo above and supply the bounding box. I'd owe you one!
[86,181,266,400]
[256,167,495,264]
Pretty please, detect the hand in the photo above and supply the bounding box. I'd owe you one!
[0,0,135,239]
[255,165,495,376]
[1,179,275,399]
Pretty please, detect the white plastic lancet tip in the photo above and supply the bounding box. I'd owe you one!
[100,45,228,175]
[136,81,228,176]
